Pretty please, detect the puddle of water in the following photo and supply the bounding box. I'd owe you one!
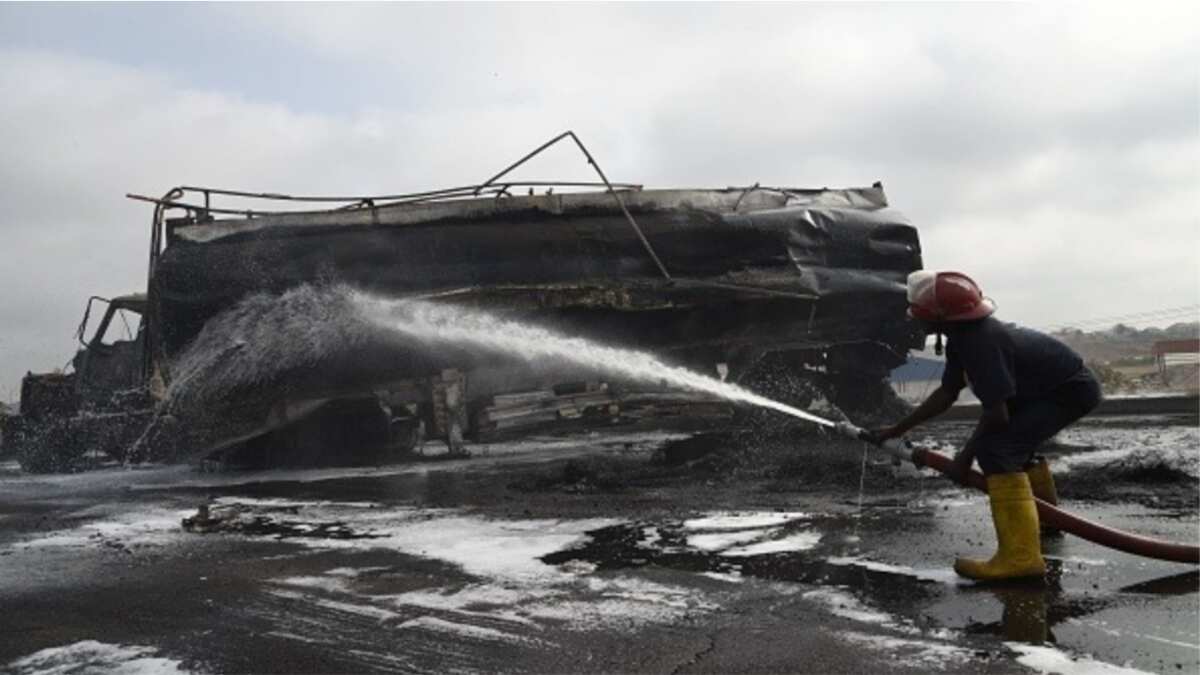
[546,509,1198,673]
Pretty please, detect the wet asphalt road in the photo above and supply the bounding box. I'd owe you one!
[0,421,1197,674]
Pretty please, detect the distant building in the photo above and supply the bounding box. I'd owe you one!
[890,355,944,385]
[891,355,942,403]
[1151,339,1200,384]
[889,354,986,405]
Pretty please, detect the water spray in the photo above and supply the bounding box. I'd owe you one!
[348,289,837,429]
[349,290,1198,566]
[161,285,1197,566]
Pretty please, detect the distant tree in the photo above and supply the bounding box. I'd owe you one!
[1165,322,1200,339]
[1087,360,1129,393]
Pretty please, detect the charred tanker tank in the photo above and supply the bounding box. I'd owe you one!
[117,133,925,465]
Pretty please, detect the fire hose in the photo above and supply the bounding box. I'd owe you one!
[832,422,1199,565]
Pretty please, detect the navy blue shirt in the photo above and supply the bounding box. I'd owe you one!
[940,317,1085,406]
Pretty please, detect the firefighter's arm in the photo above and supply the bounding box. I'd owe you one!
[870,384,960,444]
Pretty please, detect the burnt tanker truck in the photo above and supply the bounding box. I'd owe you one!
[5,133,924,471]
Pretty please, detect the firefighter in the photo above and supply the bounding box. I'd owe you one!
[873,271,1102,581]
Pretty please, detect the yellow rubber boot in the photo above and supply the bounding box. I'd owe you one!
[954,472,1047,581]
[1025,458,1062,536]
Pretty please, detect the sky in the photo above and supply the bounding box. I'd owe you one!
[0,2,1197,400]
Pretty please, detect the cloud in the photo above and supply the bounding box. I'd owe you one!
[0,49,402,396]
[0,3,1197,398]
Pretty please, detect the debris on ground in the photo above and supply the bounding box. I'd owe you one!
[181,501,381,540]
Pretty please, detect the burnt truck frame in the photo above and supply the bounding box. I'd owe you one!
[12,132,924,470]
[132,133,925,465]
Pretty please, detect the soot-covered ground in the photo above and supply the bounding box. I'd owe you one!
[0,413,1196,674]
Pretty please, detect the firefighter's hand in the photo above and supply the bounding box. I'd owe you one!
[864,426,900,446]
[946,452,973,487]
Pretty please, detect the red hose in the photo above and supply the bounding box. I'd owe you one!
[916,448,1199,565]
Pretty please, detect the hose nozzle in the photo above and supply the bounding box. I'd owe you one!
[834,421,868,442]
[835,421,913,465]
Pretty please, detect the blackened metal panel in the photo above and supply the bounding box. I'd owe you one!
[153,203,919,358]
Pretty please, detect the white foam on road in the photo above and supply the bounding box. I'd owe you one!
[200,496,613,584]
[12,506,195,550]
[680,511,817,554]
[1007,643,1156,674]
[209,496,387,510]
[393,574,717,630]
[383,583,548,627]
[638,526,663,549]
[686,529,767,551]
[317,513,615,583]
[1058,555,1109,567]
[699,571,745,583]
[397,616,539,645]
[803,587,907,630]
[262,630,331,645]
[583,576,716,610]
[913,495,974,509]
[801,586,966,645]
[5,640,193,675]
[272,566,716,636]
[522,583,717,629]
[1057,445,1200,480]
[556,559,597,575]
[682,512,810,531]
[269,588,399,622]
[4,497,984,665]
[1054,425,1200,479]
[325,566,391,577]
[236,500,724,636]
[722,531,822,556]
[837,631,973,670]
[827,555,966,585]
[274,574,353,594]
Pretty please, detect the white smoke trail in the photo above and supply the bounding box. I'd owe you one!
[348,289,835,428]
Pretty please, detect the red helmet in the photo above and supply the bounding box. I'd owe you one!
[906,271,996,322]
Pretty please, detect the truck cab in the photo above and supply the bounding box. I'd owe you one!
[10,293,152,472]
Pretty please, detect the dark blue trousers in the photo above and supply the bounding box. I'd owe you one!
[973,368,1103,475]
